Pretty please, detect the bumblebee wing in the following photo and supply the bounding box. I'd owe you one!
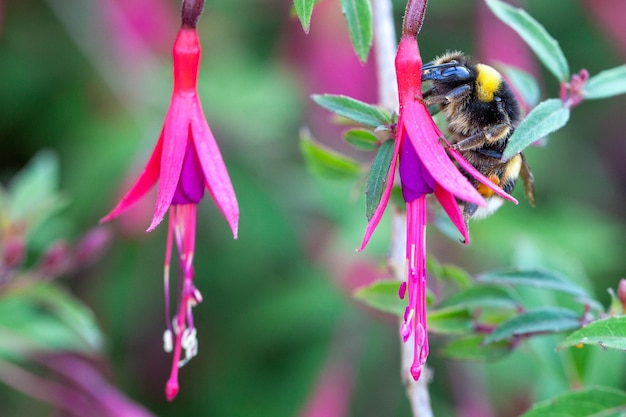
[520,152,536,206]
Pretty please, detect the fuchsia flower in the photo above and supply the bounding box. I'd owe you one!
[359,1,517,380]
[101,2,238,401]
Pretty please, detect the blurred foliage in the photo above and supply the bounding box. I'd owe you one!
[0,0,625,416]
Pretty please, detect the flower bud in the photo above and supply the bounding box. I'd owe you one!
[39,240,72,278]
[2,237,25,270]
[74,227,111,268]
[402,0,428,36]
[618,279,626,314]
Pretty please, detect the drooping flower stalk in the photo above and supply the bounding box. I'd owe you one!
[102,0,238,400]
[362,0,517,380]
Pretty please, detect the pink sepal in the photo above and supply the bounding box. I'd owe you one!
[148,94,192,232]
[100,135,163,224]
[191,100,239,239]
[446,145,519,204]
[357,134,401,252]
[433,184,470,245]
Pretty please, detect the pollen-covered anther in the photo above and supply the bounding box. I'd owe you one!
[171,317,181,335]
[179,327,198,366]
[399,281,407,299]
[163,329,174,353]
[192,287,203,304]
[401,308,415,342]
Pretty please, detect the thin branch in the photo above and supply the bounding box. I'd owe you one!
[373,0,399,112]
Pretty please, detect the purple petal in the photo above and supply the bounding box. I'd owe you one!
[172,138,205,205]
[190,99,239,239]
[148,94,191,232]
[399,130,435,202]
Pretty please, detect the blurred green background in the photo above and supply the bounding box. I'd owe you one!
[0,0,624,416]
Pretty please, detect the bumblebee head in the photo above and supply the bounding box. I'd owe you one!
[422,53,474,88]
[422,52,504,103]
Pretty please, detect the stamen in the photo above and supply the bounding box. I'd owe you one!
[164,211,175,334]
[401,308,414,342]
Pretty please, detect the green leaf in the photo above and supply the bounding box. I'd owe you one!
[520,386,626,417]
[354,279,435,315]
[440,335,512,361]
[293,0,315,33]
[8,151,67,231]
[340,0,373,63]
[439,285,520,310]
[0,283,103,359]
[311,95,390,128]
[477,268,589,298]
[504,98,570,159]
[484,307,581,343]
[25,283,103,351]
[300,132,362,180]
[344,129,380,151]
[558,316,626,351]
[439,264,473,287]
[485,0,569,82]
[428,306,474,335]
[583,65,626,100]
[365,139,395,220]
[426,254,443,279]
[500,65,541,108]
[353,280,405,316]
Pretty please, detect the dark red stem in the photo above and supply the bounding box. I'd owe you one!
[181,0,205,29]
[402,0,428,36]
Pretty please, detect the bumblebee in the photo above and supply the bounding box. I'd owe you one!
[421,51,535,221]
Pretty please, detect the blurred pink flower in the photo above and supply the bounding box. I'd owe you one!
[298,358,354,417]
[99,0,176,66]
[102,26,238,400]
[584,0,626,59]
[475,0,538,73]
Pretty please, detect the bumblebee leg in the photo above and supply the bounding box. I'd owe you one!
[446,84,471,101]
[423,84,471,107]
[452,123,511,151]
[463,202,479,219]
[460,203,478,243]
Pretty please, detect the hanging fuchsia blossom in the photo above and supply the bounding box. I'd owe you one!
[359,0,517,380]
[101,0,238,401]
